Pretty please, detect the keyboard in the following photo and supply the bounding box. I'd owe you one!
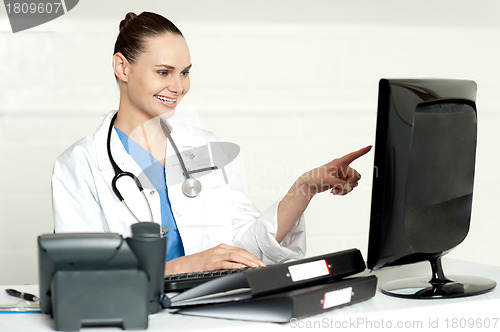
[164,268,248,292]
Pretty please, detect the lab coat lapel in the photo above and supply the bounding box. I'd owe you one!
[166,119,202,150]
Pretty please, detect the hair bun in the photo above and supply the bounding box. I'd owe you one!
[119,12,138,31]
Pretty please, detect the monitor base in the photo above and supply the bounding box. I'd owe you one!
[381,257,497,299]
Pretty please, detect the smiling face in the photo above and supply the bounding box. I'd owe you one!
[114,32,192,132]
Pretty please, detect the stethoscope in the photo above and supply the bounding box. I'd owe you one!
[106,113,215,231]
[158,118,205,198]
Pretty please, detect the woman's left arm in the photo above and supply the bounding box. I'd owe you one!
[276,146,372,243]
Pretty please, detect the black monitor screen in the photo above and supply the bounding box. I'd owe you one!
[365,79,495,299]
[367,78,478,270]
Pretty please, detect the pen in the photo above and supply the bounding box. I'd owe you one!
[5,289,38,302]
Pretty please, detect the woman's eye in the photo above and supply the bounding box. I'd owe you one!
[181,71,190,77]
[158,71,168,76]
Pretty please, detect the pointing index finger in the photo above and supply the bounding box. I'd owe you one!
[338,145,372,165]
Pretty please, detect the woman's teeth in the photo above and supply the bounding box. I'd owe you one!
[156,95,176,103]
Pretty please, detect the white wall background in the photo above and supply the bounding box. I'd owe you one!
[1,0,499,284]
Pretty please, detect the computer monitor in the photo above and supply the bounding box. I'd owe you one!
[367,78,496,299]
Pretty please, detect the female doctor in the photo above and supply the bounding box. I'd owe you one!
[51,12,371,275]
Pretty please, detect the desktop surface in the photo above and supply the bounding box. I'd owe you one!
[1,258,499,331]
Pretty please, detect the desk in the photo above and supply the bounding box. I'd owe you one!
[1,259,499,331]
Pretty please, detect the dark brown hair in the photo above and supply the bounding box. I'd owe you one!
[114,12,184,64]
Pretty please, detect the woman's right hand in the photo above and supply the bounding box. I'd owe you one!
[164,243,265,275]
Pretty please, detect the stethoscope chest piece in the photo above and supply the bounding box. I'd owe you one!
[182,177,202,198]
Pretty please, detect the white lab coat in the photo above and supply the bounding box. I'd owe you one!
[52,111,306,264]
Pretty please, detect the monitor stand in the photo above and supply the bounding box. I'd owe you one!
[381,256,497,299]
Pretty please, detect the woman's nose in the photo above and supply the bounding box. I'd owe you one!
[167,76,183,95]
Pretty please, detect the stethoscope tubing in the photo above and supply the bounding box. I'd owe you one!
[160,119,204,198]
[160,119,191,181]
[107,113,155,224]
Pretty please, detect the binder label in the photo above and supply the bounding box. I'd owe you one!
[323,287,352,309]
[287,259,330,282]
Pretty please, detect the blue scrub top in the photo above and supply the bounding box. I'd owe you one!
[115,127,185,261]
